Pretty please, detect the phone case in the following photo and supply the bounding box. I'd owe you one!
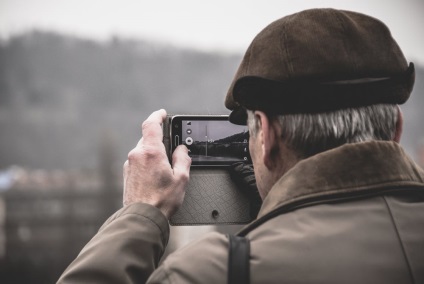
[170,167,253,225]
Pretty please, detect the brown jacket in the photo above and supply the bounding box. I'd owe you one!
[58,141,424,283]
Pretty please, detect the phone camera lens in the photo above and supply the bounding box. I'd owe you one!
[212,210,219,219]
[186,129,192,134]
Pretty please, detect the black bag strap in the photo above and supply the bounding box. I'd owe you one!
[227,234,250,284]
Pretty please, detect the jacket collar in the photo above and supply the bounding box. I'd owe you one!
[258,141,424,219]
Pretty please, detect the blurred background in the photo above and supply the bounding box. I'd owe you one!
[0,0,423,283]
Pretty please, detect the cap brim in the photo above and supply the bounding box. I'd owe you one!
[229,107,248,125]
[231,63,415,115]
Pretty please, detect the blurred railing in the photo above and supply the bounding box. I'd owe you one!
[0,187,121,284]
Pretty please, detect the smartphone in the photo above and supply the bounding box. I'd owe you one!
[163,115,254,225]
[164,115,251,166]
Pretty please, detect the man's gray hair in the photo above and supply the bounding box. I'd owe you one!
[247,104,398,158]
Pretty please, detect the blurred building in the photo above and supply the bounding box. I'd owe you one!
[0,166,122,284]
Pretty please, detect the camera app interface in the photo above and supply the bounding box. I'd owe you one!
[182,120,251,164]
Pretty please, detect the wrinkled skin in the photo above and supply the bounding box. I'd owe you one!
[123,109,192,219]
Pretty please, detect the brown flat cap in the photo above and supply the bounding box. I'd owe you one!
[225,8,415,124]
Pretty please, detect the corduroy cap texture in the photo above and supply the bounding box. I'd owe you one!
[225,8,415,125]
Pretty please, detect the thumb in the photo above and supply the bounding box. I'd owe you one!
[172,145,191,183]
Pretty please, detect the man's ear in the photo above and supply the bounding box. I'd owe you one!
[394,105,403,143]
[254,111,279,169]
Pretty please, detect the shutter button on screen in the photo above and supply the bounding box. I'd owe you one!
[185,137,193,145]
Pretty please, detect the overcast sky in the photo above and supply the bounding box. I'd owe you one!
[1,0,423,64]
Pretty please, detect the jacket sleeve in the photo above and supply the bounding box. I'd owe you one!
[57,203,170,284]
[147,232,229,284]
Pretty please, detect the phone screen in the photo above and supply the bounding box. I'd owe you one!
[171,116,251,165]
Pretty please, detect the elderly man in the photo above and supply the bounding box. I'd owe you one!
[58,8,424,284]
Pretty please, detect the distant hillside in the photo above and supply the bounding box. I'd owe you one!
[0,31,423,170]
[0,31,242,169]
[401,63,424,158]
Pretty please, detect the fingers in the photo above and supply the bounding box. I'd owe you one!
[141,109,167,145]
[123,160,129,177]
[172,145,191,184]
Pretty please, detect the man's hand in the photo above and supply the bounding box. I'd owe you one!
[123,109,192,219]
[229,162,262,219]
